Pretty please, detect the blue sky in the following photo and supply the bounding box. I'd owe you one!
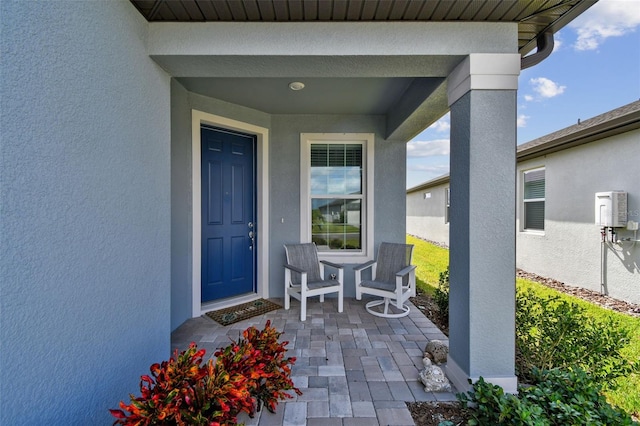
[406,0,640,189]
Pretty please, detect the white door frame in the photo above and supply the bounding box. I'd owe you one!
[191,110,270,317]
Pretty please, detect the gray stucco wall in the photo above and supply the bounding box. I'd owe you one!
[1,2,171,424]
[171,80,193,330]
[517,130,640,304]
[407,182,450,246]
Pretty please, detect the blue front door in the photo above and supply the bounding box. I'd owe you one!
[201,126,256,302]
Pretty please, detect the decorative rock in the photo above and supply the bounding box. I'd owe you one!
[425,340,449,365]
[419,358,452,392]
[422,357,432,369]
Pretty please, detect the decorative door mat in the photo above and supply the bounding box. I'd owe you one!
[205,299,282,326]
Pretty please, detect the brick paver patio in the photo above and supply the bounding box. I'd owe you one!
[171,297,455,426]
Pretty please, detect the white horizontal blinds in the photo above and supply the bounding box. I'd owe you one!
[524,168,545,231]
[310,144,362,195]
[310,143,363,251]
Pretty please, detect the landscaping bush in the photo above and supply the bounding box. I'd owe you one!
[459,367,637,425]
[433,266,449,326]
[214,320,301,414]
[516,289,636,386]
[111,321,300,425]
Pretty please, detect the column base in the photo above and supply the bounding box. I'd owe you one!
[444,355,518,395]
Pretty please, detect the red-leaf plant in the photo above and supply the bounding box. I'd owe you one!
[110,321,300,425]
[215,320,302,413]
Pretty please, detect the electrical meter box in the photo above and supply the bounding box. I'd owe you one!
[595,191,627,227]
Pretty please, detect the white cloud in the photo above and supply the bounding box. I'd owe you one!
[552,31,564,51]
[570,0,640,50]
[517,114,530,128]
[406,139,450,158]
[530,77,566,98]
[524,94,534,102]
[431,114,450,133]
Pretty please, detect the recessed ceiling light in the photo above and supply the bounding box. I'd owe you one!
[289,81,305,91]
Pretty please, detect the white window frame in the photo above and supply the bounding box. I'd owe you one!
[522,167,545,233]
[300,133,374,264]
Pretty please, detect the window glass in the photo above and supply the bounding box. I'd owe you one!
[310,144,362,195]
[523,168,545,231]
[310,143,363,251]
[311,199,361,250]
[445,187,450,224]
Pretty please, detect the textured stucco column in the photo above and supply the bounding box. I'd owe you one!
[444,54,520,394]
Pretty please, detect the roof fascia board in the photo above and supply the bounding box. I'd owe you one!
[407,174,451,193]
[148,21,516,57]
[517,111,640,161]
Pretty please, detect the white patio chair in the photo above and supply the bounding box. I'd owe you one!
[283,243,344,321]
[354,242,416,318]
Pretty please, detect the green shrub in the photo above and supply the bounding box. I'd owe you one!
[516,289,637,386]
[459,368,637,425]
[433,266,449,326]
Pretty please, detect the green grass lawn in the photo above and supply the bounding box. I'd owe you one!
[407,235,449,296]
[407,234,640,417]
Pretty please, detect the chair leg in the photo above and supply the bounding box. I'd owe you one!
[300,296,306,321]
[365,297,410,318]
[319,294,325,303]
[338,289,343,313]
[284,270,291,310]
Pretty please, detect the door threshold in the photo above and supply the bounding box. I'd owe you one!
[201,293,260,315]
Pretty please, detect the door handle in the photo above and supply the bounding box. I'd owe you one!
[248,230,255,250]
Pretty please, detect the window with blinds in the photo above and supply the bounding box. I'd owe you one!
[310,143,363,251]
[523,168,545,231]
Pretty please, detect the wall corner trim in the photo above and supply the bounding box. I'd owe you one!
[447,53,521,106]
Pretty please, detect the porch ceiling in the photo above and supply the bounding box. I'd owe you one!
[131,0,596,138]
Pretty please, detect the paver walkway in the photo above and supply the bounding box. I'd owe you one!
[171,297,456,426]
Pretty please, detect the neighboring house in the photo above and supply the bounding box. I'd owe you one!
[407,100,640,305]
[1,1,597,423]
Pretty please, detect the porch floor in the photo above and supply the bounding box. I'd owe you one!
[171,297,455,426]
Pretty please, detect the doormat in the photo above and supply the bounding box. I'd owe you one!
[205,299,282,326]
